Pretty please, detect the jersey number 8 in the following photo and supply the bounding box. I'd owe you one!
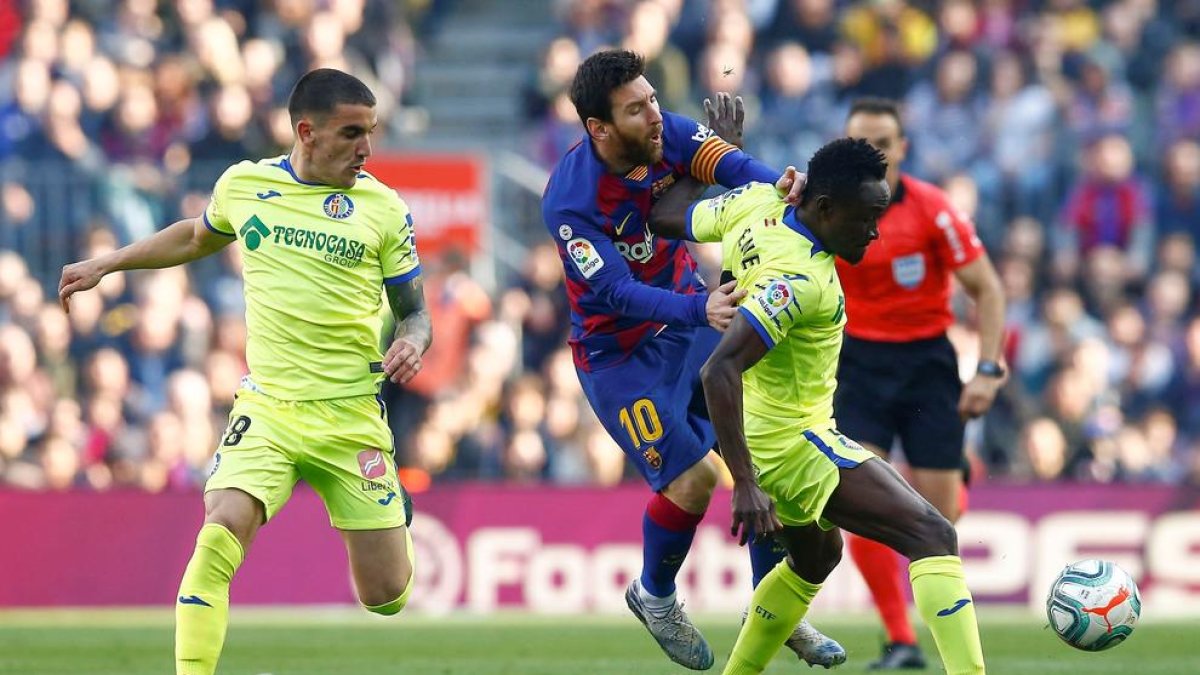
[222,415,252,447]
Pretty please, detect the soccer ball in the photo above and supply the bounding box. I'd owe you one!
[1046,559,1142,651]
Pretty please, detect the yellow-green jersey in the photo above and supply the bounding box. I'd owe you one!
[686,182,846,435]
[204,155,421,401]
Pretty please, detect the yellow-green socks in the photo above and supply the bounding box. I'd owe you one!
[175,523,245,675]
[723,561,821,675]
[909,555,986,675]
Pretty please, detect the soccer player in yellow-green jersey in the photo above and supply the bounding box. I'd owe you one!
[649,138,987,675]
[58,69,426,675]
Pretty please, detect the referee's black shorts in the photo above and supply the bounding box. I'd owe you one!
[833,333,965,470]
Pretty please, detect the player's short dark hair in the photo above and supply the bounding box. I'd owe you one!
[847,97,905,137]
[569,49,646,127]
[287,68,376,126]
[802,137,888,206]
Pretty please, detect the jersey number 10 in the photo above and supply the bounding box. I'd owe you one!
[618,398,663,448]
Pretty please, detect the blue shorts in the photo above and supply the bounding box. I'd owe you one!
[577,326,720,491]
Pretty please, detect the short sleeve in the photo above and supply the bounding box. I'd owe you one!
[203,167,237,236]
[381,194,421,285]
[929,200,984,269]
[685,184,761,243]
[737,273,821,349]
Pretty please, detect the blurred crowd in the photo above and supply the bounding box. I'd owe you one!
[522,0,1200,487]
[6,0,1200,492]
[0,0,427,254]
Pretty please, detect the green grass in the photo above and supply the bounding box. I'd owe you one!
[0,608,1192,674]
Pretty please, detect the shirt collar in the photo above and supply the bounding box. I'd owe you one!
[782,205,827,256]
[275,155,327,186]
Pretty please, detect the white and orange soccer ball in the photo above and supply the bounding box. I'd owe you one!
[1046,559,1142,652]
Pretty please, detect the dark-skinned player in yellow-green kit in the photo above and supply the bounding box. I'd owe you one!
[648,137,986,675]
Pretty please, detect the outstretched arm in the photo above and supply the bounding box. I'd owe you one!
[649,176,710,240]
[651,166,802,241]
[700,313,782,545]
[382,276,432,385]
[954,255,1008,418]
[58,216,233,312]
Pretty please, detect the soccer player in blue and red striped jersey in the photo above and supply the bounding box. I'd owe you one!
[541,49,843,670]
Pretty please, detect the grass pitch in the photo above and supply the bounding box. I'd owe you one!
[0,608,1193,674]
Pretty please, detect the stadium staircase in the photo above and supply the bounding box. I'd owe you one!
[409,0,558,150]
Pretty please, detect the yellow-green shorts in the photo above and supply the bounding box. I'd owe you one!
[205,384,405,531]
[751,427,877,530]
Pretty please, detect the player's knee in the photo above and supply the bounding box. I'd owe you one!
[663,460,717,512]
[361,571,414,616]
[203,489,264,547]
[681,458,719,494]
[783,529,842,584]
[787,548,839,584]
[912,505,957,558]
[363,594,407,616]
[826,531,844,570]
[693,458,719,493]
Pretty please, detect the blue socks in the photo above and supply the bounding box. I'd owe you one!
[641,493,704,597]
[749,536,788,588]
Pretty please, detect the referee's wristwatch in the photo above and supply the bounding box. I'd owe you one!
[976,360,1006,378]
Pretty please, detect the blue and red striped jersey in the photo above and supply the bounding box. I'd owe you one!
[542,110,779,371]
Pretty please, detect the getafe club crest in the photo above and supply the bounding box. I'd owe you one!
[323,193,355,220]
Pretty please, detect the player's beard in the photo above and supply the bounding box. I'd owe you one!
[614,128,663,167]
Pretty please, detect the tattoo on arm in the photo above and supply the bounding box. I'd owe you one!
[386,277,432,353]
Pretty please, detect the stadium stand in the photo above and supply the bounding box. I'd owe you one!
[3,0,1200,493]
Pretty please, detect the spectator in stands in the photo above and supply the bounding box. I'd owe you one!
[1155,42,1200,151]
[1064,54,1135,146]
[977,51,1058,227]
[1,59,50,160]
[754,41,835,172]
[1057,133,1153,284]
[1017,417,1069,482]
[187,84,262,185]
[623,1,691,112]
[1145,269,1191,344]
[906,49,984,184]
[1158,139,1200,240]
[503,242,569,373]
[763,0,839,55]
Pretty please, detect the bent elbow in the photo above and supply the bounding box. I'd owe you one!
[699,358,724,390]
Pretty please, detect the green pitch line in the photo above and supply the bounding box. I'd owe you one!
[0,609,1194,674]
